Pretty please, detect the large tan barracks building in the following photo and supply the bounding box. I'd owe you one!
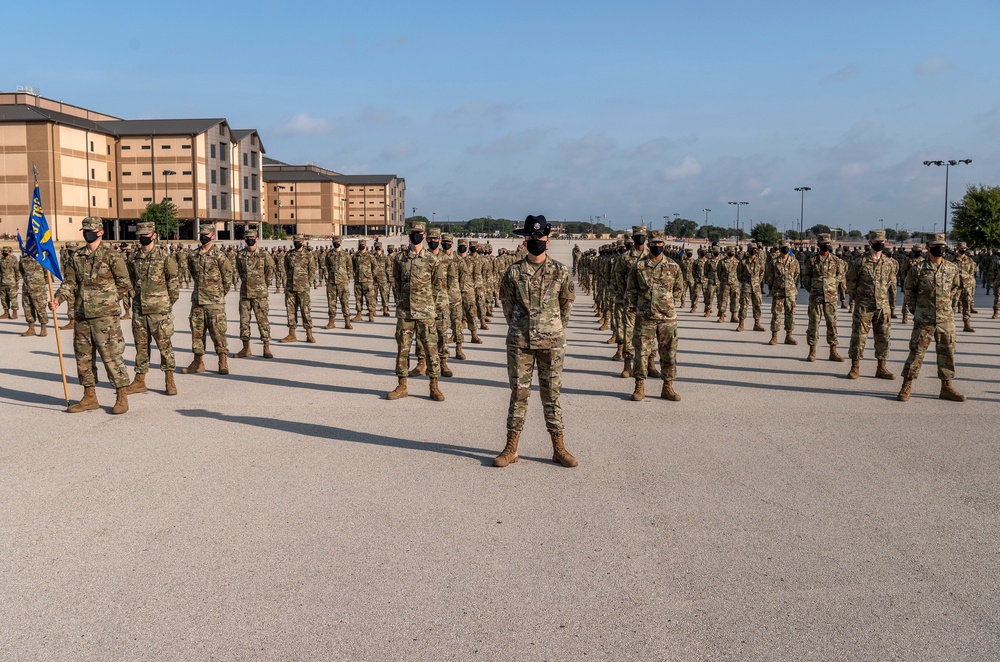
[0,90,404,241]
[263,158,405,238]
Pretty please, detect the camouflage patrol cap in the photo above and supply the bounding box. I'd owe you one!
[648,230,666,241]
[81,217,104,231]
[409,221,426,232]
[632,226,647,236]
[358,238,367,246]
[331,234,342,242]
[427,227,442,239]
[244,228,258,239]
[816,233,832,244]
[711,245,720,254]
[469,240,479,247]
[868,230,886,242]
[293,234,308,241]
[199,222,216,235]
[956,241,968,250]
[778,239,790,248]
[926,233,946,246]
[136,222,155,235]
[441,233,454,242]
[457,238,468,246]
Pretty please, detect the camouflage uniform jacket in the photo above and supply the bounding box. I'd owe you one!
[737,254,765,293]
[393,247,441,321]
[353,251,377,283]
[954,254,977,289]
[19,255,49,292]
[680,255,695,283]
[904,259,961,326]
[188,246,234,307]
[704,255,721,282]
[846,255,896,308]
[128,244,179,315]
[55,243,131,319]
[626,255,684,322]
[500,256,574,350]
[284,249,315,292]
[717,256,740,286]
[236,247,275,299]
[692,256,706,283]
[374,252,390,283]
[443,251,462,301]
[458,256,474,294]
[802,253,839,303]
[326,250,352,286]
[0,254,20,287]
[765,255,800,296]
[613,247,647,307]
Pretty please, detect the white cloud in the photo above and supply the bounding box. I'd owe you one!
[664,156,702,181]
[273,112,333,137]
[915,55,953,77]
[822,64,859,85]
[760,187,772,197]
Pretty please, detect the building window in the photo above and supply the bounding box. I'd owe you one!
[91,168,95,179]
[92,196,96,206]
[162,144,171,150]
[183,196,192,202]
[289,186,294,192]
[182,144,191,150]
[124,197,133,202]
[107,145,111,155]
[211,170,217,184]
[219,143,227,161]
[210,144,216,159]
[243,153,248,167]
[251,151,258,167]
[290,213,294,219]
[251,174,258,191]
[142,171,151,176]
[109,197,112,206]
[141,145,151,150]
[221,193,228,211]
[244,199,249,213]
[243,176,248,190]
[164,197,171,202]
[290,199,294,205]
[90,141,94,152]
[251,197,258,213]
[182,170,192,175]
[211,195,217,210]
[143,197,152,202]
[220,167,228,183]
[122,145,131,150]
[107,172,112,181]
[122,171,131,176]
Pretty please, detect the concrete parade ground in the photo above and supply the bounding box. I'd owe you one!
[1,238,998,660]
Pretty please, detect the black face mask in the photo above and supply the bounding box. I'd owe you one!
[408,233,423,245]
[928,245,945,257]
[245,238,256,247]
[442,242,453,251]
[199,235,212,245]
[780,247,789,255]
[748,249,757,256]
[458,246,468,254]
[83,230,99,244]
[427,240,440,250]
[958,249,967,255]
[819,244,831,253]
[634,236,646,247]
[293,242,303,250]
[332,242,341,249]
[526,239,547,256]
[648,244,665,257]
[870,242,884,252]
[139,235,154,247]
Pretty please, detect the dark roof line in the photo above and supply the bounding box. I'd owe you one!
[0,104,117,134]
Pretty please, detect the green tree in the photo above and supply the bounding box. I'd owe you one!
[750,222,780,246]
[951,184,1000,249]
[806,224,831,238]
[665,218,698,238]
[141,201,178,239]
[695,224,728,243]
[848,229,863,239]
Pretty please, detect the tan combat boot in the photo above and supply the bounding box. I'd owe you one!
[368,312,375,323]
[939,380,966,402]
[125,372,147,394]
[661,381,681,401]
[20,322,35,337]
[182,354,205,374]
[717,314,725,323]
[383,306,390,317]
[111,387,129,415]
[386,377,408,400]
[620,356,632,379]
[612,343,623,361]
[10,309,17,319]
[234,339,252,358]
[38,323,48,337]
[218,353,230,375]
[963,320,975,333]
[344,316,354,330]
[550,430,578,467]
[875,360,895,380]
[409,358,427,377]
[164,371,178,396]
[806,345,817,362]
[262,341,273,359]
[67,386,100,413]
[689,305,696,314]
[829,346,844,362]
[323,317,337,329]
[494,430,520,467]
[703,309,711,318]
[784,332,798,345]
[429,377,445,402]
[730,313,738,323]
[0,309,7,319]
[847,360,861,379]
[480,320,489,330]
[630,378,645,401]
[454,343,467,360]
[440,356,453,378]
[305,329,316,343]
[599,317,609,330]
[60,319,75,330]
[647,355,660,378]
[897,378,913,401]
[351,311,363,322]
[605,334,616,344]
[753,320,765,332]
[736,320,744,332]
[278,327,297,343]
[470,329,483,344]
[768,331,778,345]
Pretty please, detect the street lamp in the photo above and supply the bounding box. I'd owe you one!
[794,186,811,244]
[728,201,748,245]
[923,159,971,241]
[703,208,711,225]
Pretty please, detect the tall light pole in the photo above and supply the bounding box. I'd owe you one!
[663,215,669,234]
[703,208,711,224]
[794,186,811,243]
[728,201,748,245]
[923,159,971,241]
[162,170,176,239]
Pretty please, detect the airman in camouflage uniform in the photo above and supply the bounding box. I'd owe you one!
[58,242,77,329]
[764,239,799,345]
[613,227,648,376]
[846,230,896,380]
[324,235,354,329]
[373,242,391,316]
[351,239,378,322]
[50,217,132,414]
[184,222,233,375]
[441,234,466,360]
[898,234,965,402]
[386,222,445,402]
[234,228,275,358]
[802,233,844,362]
[0,247,19,319]
[494,216,576,469]
[952,242,977,333]
[457,239,483,344]
[716,246,740,323]
[124,221,179,396]
[18,250,50,336]
[702,245,721,317]
[279,234,316,343]
[690,248,706,313]
[736,244,766,332]
[626,230,683,402]
[679,248,695,309]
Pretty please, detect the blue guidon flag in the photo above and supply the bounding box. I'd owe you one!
[21,185,62,281]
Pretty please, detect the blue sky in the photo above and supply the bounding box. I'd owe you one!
[6,0,999,232]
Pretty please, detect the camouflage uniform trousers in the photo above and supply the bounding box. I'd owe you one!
[1,283,18,313]
[417,306,451,360]
[326,282,350,318]
[22,287,49,326]
[958,286,974,321]
[738,286,763,322]
[848,303,891,361]
[132,312,176,373]
[354,281,376,316]
[461,293,478,331]
[718,283,738,316]
[770,295,796,332]
[618,306,637,358]
[239,297,270,342]
[476,289,489,321]
[888,285,897,317]
[74,315,129,388]
[506,346,565,433]
[190,304,228,356]
[631,319,678,381]
[375,277,390,310]
[448,299,463,341]
[688,280,701,309]
[285,290,313,329]
[395,318,440,378]
[806,300,839,347]
[703,281,718,313]
[901,322,956,381]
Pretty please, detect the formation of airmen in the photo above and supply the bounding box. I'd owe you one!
[1,214,989,467]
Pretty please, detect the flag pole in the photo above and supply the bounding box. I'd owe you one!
[46,272,70,404]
